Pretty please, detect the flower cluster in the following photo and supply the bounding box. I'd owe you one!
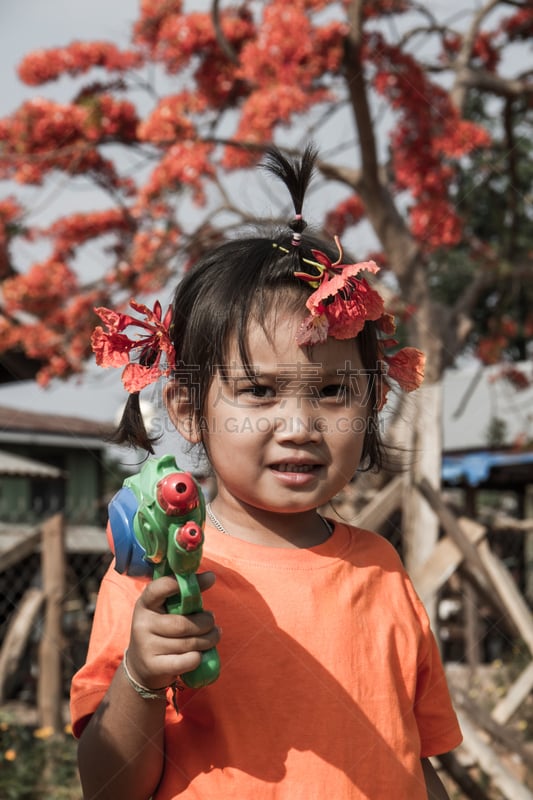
[369,33,491,250]
[140,141,215,205]
[41,209,132,259]
[92,300,175,392]
[3,259,78,316]
[0,286,106,386]
[475,315,522,366]
[500,8,533,41]
[125,227,181,293]
[363,0,409,17]
[136,7,254,76]
[78,94,139,143]
[222,5,346,168]
[0,98,128,188]
[133,0,184,50]
[135,6,254,115]
[490,365,531,392]
[138,92,201,144]
[17,41,143,86]
[223,86,329,169]
[0,197,24,251]
[325,196,366,237]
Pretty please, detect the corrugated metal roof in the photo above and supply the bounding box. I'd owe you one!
[0,405,114,438]
[0,450,64,478]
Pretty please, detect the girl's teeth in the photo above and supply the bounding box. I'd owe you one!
[275,464,314,473]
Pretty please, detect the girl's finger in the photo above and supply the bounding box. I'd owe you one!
[140,572,216,612]
[147,610,218,640]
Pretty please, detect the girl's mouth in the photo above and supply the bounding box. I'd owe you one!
[272,463,318,473]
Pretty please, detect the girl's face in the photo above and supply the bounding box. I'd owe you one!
[179,308,371,534]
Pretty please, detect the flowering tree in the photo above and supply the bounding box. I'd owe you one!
[1,0,531,389]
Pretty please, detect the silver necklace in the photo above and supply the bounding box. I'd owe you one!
[206,503,230,534]
[205,503,333,538]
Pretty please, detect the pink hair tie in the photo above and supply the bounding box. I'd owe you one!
[291,214,303,246]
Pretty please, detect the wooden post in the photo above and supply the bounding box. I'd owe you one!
[0,587,44,702]
[402,383,443,630]
[38,513,66,732]
[416,479,494,591]
[457,711,533,800]
[354,475,403,531]
[464,580,481,671]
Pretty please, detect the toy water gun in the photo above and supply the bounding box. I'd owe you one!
[107,454,220,689]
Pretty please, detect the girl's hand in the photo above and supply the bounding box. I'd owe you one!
[126,572,220,689]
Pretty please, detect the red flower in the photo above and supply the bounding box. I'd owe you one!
[385,347,426,392]
[295,241,382,344]
[374,347,425,411]
[376,312,396,335]
[91,299,175,392]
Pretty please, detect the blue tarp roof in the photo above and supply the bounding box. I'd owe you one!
[442,451,533,486]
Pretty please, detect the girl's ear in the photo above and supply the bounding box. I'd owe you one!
[164,381,201,444]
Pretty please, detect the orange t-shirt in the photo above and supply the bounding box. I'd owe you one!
[70,522,462,799]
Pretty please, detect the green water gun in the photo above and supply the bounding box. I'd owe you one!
[107,454,220,689]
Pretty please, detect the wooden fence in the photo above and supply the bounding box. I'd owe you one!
[0,515,109,728]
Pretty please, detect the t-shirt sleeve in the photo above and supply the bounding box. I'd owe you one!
[69,561,149,738]
[408,584,463,757]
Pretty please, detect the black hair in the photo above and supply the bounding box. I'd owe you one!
[112,145,385,470]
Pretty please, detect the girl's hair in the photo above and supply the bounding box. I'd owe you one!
[113,145,386,470]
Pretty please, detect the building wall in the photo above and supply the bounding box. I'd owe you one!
[0,444,106,525]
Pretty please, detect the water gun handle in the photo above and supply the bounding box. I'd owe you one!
[108,455,220,689]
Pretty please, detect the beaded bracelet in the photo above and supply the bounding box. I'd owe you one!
[122,649,179,707]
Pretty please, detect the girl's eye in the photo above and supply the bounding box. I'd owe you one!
[320,384,348,400]
[239,383,275,401]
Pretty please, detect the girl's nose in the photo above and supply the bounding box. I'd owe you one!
[273,399,324,443]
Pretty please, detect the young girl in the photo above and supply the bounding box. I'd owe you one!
[71,147,461,799]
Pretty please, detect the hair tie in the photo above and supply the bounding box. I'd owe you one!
[290,213,304,247]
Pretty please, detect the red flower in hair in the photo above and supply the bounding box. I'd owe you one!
[375,346,426,411]
[295,239,382,345]
[385,347,426,393]
[91,299,175,392]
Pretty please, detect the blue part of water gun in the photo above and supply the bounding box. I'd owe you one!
[108,486,152,578]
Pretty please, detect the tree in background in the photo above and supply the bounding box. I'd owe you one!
[0,0,531,568]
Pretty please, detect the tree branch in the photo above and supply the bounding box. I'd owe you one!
[443,258,496,360]
[344,0,379,183]
[450,0,503,112]
[342,0,420,283]
[211,0,239,64]
[503,98,519,258]
[454,67,533,100]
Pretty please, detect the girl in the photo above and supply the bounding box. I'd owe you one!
[71,147,461,799]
